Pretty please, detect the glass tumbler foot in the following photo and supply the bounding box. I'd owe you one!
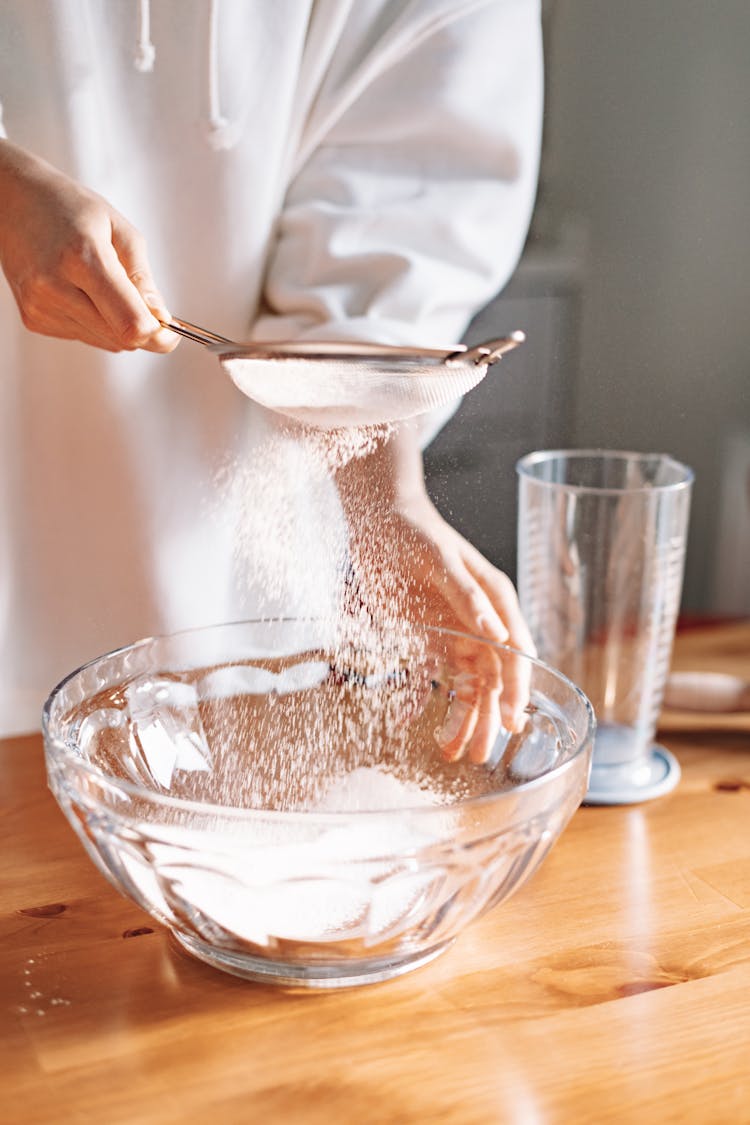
[584,745,681,806]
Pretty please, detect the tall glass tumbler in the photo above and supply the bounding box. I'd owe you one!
[516,451,693,804]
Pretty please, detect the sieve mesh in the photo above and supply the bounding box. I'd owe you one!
[220,356,487,428]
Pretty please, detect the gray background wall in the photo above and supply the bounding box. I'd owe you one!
[426,0,750,613]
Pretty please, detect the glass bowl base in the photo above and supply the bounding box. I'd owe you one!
[172,931,456,989]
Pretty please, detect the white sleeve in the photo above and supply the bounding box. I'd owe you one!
[252,0,543,434]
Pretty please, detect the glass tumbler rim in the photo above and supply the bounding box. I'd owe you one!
[516,448,694,495]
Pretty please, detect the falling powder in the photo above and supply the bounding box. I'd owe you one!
[202,412,440,816]
[112,411,484,946]
[210,418,396,619]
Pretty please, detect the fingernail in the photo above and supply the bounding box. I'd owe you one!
[441,741,464,763]
[435,701,469,748]
[142,292,170,321]
[503,703,527,734]
[512,711,529,734]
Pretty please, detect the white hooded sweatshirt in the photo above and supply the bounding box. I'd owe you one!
[0,0,542,734]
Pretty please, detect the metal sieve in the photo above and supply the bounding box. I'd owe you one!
[163,317,525,428]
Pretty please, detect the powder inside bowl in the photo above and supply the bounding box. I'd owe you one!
[314,764,442,813]
[127,765,452,947]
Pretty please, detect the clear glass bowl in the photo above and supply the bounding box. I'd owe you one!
[43,619,594,989]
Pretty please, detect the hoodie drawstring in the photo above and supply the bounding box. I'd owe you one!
[205,0,239,149]
[134,0,155,73]
[132,0,237,149]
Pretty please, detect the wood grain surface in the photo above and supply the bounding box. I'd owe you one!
[3,623,750,1124]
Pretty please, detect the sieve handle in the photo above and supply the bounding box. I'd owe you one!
[450,331,526,366]
[160,318,526,366]
[160,318,235,347]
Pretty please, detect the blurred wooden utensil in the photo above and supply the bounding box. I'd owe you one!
[663,670,750,713]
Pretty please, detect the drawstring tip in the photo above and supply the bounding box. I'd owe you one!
[134,42,156,73]
[205,116,241,151]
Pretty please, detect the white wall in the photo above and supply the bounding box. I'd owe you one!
[539,0,750,609]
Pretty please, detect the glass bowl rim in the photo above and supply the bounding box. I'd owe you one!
[42,617,596,822]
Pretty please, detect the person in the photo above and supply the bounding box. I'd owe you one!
[0,0,542,745]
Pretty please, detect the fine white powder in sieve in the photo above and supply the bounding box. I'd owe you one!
[221,355,482,428]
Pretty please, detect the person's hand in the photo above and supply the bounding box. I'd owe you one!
[0,140,177,353]
[334,428,535,764]
[346,493,535,759]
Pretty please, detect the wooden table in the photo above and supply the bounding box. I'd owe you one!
[3,623,750,1124]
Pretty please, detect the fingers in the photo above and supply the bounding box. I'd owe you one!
[461,544,536,655]
[416,531,532,736]
[76,214,176,353]
[12,274,126,351]
[110,214,178,353]
[434,638,505,764]
[15,242,176,354]
[343,501,534,759]
[79,247,168,352]
[459,545,534,735]
[435,673,480,762]
[466,684,504,764]
[416,536,510,645]
[439,567,510,644]
[417,525,528,654]
[430,572,530,741]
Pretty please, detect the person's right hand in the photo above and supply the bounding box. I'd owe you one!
[0,140,177,353]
